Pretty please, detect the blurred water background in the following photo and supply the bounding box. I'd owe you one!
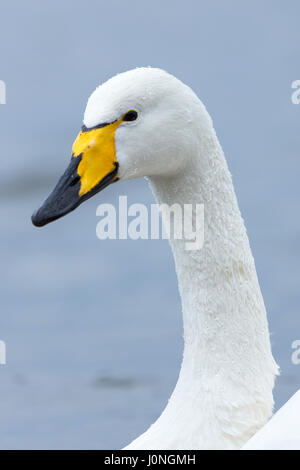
[0,0,299,449]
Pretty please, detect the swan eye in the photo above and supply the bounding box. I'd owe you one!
[123,110,138,122]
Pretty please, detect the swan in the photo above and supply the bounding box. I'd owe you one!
[31,67,281,450]
[242,390,300,449]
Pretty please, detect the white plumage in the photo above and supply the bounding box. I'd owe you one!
[243,390,300,449]
[85,68,279,449]
[39,67,299,449]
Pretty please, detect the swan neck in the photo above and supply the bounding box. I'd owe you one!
[148,134,275,376]
[128,121,278,450]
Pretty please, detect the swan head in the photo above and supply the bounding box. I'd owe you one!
[32,67,207,227]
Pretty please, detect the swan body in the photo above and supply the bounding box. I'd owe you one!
[32,67,279,449]
[242,390,300,450]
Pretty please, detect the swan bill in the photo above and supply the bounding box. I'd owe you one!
[31,122,120,227]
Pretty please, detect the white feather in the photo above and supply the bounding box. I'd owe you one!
[84,68,281,449]
[243,390,300,449]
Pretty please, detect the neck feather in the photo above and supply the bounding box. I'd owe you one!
[141,127,278,449]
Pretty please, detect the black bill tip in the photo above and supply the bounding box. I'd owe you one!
[31,158,118,228]
[31,209,48,227]
[31,206,73,227]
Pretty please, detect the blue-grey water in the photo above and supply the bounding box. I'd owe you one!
[0,0,299,449]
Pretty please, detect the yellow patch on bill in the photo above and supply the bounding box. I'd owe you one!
[72,120,120,196]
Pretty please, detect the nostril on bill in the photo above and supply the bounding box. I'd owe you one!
[69,174,80,187]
